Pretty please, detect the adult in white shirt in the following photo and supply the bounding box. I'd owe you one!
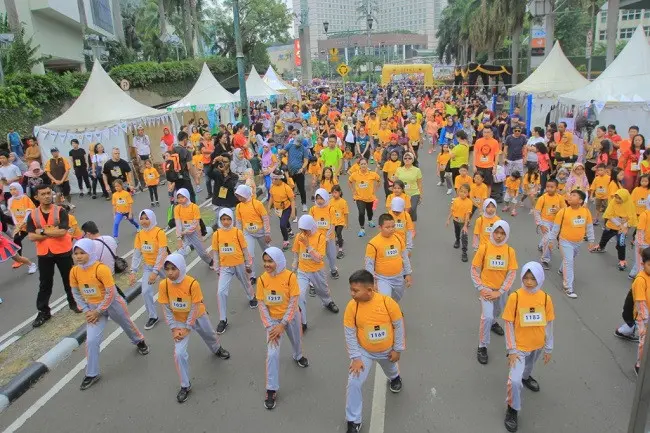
[525,126,546,170]
[0,151,23,202]
[132,126,152,161]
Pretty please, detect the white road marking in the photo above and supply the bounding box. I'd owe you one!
[0,336,21,354]
[0,200,211,350]
[2,252,209,433]
[368,367,387,433]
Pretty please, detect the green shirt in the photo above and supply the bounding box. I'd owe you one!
[450,143,470,169]
[395,166,423,196]
[321,147,343,170]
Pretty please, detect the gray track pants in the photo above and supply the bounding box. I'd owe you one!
[244,231,268,278]
[297,269,333,325]
[506,349,543,411]
[265,313,303,391]
[142,265,165,320]
[182,231,212,265]
[174,314,222,388]
[376,274,405,302]
[478,294,506,348]
[217,263,254,321]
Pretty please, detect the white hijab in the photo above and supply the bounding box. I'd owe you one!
[165,253,187,284]
[520,261,545,294]
[73,238,99,270]
[264,246,286,276]
[139,209,157,231]
[489,220,510,246]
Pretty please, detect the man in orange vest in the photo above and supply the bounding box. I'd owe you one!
[26,184,81,327]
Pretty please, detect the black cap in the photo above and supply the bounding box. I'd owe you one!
[50,147,59,152]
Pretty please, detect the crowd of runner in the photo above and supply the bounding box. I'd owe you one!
[0,81,647,433]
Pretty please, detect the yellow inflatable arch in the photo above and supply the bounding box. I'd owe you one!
[381,64,434,87]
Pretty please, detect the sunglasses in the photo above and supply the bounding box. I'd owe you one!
[403,156,413,160]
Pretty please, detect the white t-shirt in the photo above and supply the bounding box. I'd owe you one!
[132,135,151,157]
[526,137,545,162]
[0,164,22,192]
[93,236,118,275]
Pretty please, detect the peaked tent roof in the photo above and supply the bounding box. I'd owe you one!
[169,63,239,111]
[508,41,589,98]
[263,66,290,91]
[41,60,166,132]
[234,66,277,101]
[559,25,650,106]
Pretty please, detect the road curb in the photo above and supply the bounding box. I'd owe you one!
[0,282,143,414]
[0,190,264,413]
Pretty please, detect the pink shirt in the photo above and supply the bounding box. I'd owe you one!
[537,153,551,172]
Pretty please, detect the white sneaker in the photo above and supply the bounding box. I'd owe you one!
[28,263,37,274]
[446,188,453,195]
[202,226,214,242]
[436,181,443,186]
[565,290,578,299]
[292,217,298,223]
[302,204,308,212]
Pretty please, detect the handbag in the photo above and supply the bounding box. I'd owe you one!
[96,238,128,274]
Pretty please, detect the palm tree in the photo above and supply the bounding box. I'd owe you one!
[158,0,167,37]
[469,0,506,63]
[500,0,527,84]
[3,0,19,32]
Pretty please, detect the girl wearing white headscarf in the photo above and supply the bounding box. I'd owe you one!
[158,253,230,403]
[502,261,554,432]
[174,188,213,266]
[472,198,500,249]
[470,220,519,365]
[71,238,149,391]
[130,209,168,330]
[257,246,308,410]
[291,215,339,331]
[389,196,415,254]
[308,188,340,278]
[212,208,256,335]
[235,184,271,283]
[7,182,36,267]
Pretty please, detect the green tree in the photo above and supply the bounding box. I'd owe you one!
[592,40,626,57]
[0,24,49,75]
[469,0,506,63]
[436,0,478,64]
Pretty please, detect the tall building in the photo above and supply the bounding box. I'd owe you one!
[0,0,124,74]
[595,2,650,44]
[293,0,447,56]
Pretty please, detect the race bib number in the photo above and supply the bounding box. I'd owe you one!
[480,155,489,163]
[220,245,235,254]
[638,199,646,206]
[117,198,126,205]
[147,173,155,179]
[485,225,494,233]
[316,219,329,228]
[384,246,399,258]
[519,308,546,327]
[335,210,341,219]
[301,252,312,260]
[487,255,506,269]
[75,160,81,167]
[366,325,389,342]
[14,209,25,216]
[572,217,585,227]
[82,285,99,297]
[141,243,154,253]
[596,187,605,194]
[358,181,368,189]
[218,187,228,199]
[546,206,557,216]
[171,298,191,312]
[395,221,405,229]
[264,290,283,304]
[631,163,640,171]
[246,223,259,232]
[182,221,193,230]
[445,132,453,139]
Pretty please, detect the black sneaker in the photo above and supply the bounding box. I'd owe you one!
[537,245,543,252]
[477,347,488,365]
[264,390,277,410]
[136,341,149,355]
[295,356,309,368]
[326,301,339,313]
[249,298,258,309]
[215,346,230,359]
[250,277,257,285]
[461,252,468,262]
[453,240,460,249]
[389,375,403,393]
[541,261,550,270]
[32,312,52,328]
[92,195,97,199]
[615,329,639,342]
[302,323,308,333]
[346,421,362,433]
[522,376,540,392]
[79,192,85,197]
[309,286,316,297]
[491,322,505,336]
[635,365,640,376]
[504,405,518,432]
[331,269,340,279]
[216,320,228,335]
[336,250,344,259]
[144,317,159,330]
[177,385,191,403]
[80,375,100,390]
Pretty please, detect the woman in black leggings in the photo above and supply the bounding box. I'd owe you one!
[347,158,381,237]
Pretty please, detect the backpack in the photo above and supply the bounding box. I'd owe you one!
[167,204,176,229]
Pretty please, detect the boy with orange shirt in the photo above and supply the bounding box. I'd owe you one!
[447,183,473,262]
[143,159,160,207]
[589,164,610,225]
[471,220,518,365]
[365,213,413,301]
[212,209,256,335]
[502,262,554,432]
[535,179,566,270]
[453,165,473,194]
[629,247,650,376]
[503,171,522,216]
[111,179,139,238]
[159,253,230,403]
[344,269,405,433]
[330,185,349,259]
[258,247,309,410]
[470,172,489,217]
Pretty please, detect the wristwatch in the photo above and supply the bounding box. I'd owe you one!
[39,229,45,236]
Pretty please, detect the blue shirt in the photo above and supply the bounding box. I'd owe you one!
[283,142,309,173]
[7,132,20,147]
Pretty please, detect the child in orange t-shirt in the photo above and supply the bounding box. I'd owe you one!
[111,179,140,237]
[143,159,160,206]
[447,184,473,262]
[503,171,522,216]
[437,144,451,186]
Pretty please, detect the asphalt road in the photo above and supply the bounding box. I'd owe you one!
[0,166,640,433]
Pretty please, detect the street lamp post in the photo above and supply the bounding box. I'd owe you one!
[366,16,373,83]
[323,21,331,81]
[232,0,249,127]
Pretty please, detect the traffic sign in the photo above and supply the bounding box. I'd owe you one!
[337,63,349,77]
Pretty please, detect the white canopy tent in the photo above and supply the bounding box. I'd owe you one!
[168,63,239,126]
[263,66,300,100]
[234,66,277,101]
[559,26,650,136]
[35,60,171,193]
[509,41,590,128]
